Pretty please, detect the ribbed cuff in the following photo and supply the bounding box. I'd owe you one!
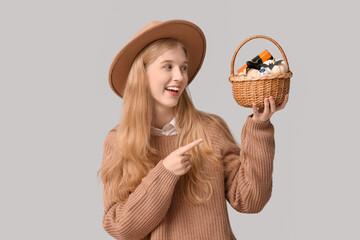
[152,160,181,184]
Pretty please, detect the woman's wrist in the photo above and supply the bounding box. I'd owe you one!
[250,114,266,122]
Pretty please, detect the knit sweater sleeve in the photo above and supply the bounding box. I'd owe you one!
[101,130,181,240]
[211,114,275,213]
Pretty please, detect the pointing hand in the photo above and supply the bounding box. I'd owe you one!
[162,138,203,176]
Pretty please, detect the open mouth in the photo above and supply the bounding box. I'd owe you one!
[165,87,180,96]
[165,87,180,93]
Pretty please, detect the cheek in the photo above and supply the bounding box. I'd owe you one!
[147,72,159,90]
[147,79,165,98]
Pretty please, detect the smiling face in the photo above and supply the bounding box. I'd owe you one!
[146,45,189,113]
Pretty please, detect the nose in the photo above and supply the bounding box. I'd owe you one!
[173,67,186,82]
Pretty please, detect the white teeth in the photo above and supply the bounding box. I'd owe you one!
[165,87,180,92]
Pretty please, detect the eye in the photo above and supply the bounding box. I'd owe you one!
[181,65,188,72]
[164,64,172,70]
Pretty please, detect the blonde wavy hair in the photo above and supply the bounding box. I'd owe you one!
[98,39,237,206]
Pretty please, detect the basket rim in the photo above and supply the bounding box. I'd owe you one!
[229,71,293,82]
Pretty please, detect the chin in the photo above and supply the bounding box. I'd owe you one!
[164,97,180,107]
[166,102,178,108]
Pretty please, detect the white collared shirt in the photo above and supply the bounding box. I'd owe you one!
[151,117,178,136]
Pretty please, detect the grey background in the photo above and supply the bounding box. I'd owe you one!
[1,0,359,239]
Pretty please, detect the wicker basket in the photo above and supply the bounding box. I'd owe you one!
[229,35,293,108]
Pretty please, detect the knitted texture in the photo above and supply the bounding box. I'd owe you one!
[101,114,275,240]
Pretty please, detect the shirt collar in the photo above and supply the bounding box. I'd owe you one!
[150,116,178,136]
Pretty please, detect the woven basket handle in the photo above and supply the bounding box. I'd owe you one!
[230,35,290,76]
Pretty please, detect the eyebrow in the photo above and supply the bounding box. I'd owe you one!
[160,60,188,64]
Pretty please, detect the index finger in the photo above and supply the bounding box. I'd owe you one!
[178,138,203,154]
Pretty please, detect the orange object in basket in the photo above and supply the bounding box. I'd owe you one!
[237,49,273,74]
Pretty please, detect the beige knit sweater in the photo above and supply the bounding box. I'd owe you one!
[101,114,275,240]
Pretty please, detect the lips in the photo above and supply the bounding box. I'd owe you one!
[165,88,179,96]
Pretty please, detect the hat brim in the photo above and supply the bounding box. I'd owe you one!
[108,20,206,98]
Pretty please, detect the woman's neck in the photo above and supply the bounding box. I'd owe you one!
[152,106,175,129]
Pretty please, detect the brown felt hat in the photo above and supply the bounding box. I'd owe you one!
[108,19,206,98]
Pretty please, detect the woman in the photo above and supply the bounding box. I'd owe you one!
[98,19,289,240]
